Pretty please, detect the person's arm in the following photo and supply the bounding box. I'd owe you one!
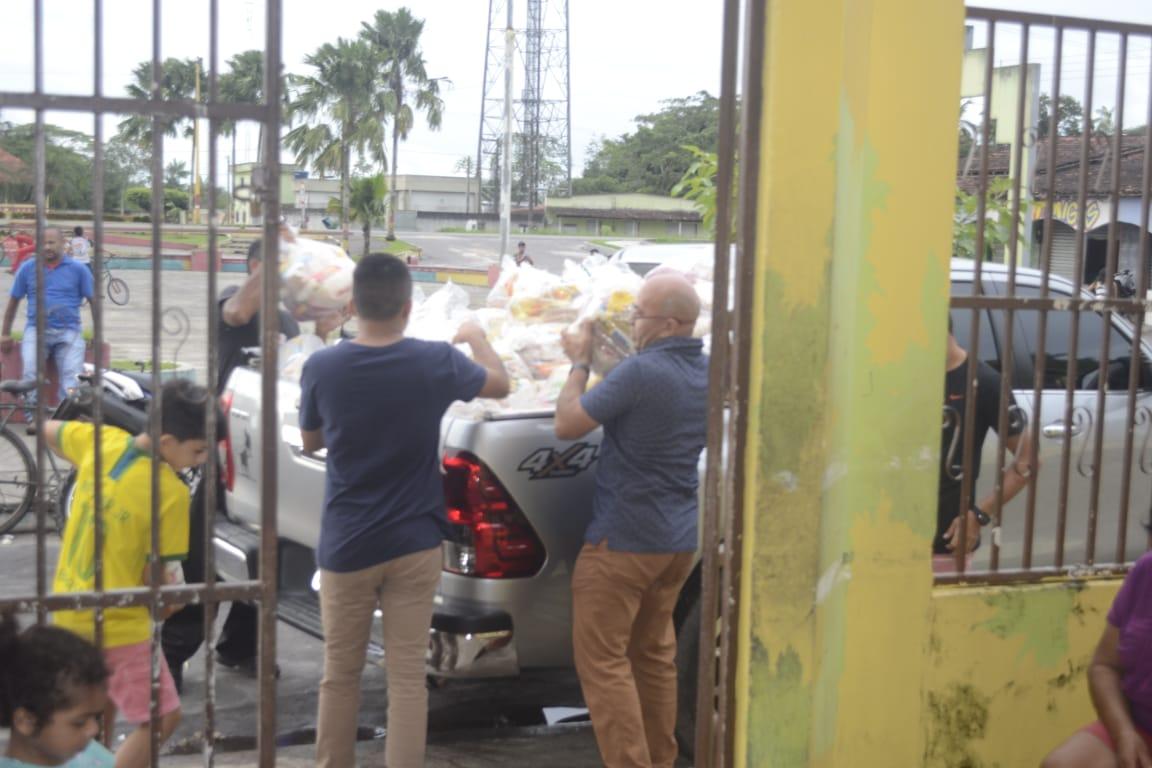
[1089,625,1152,767]
[221,264,264,327]
[41,420,70,460]
[554,320,601,440]
[0,296,21,353]
[302,429,325,454]
[453,322,510,399]
[298,355,326,454]
[976,427,1037,518]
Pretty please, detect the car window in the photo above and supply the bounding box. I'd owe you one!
[949,281,1000,372]
[1012,285,1150,390]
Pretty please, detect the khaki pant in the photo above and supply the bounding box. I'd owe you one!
[316,547,441,768]
[572,540,696,768]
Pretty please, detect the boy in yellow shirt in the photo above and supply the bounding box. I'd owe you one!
[46,379,216,768]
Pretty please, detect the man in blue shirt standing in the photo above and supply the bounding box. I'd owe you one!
[555,272,708,768]
[299,253,510,768]
[0,227,94,426]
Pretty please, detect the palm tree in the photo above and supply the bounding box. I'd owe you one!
[285,38,390,251]
[116,58,201,152]
[360,8,445,241]
[347,174,389,258]
[219,50,266,222]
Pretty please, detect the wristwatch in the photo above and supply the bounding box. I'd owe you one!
[971,505,992,526]
[570,362,591,375]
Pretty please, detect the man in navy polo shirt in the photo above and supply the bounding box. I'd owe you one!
[299,253,510,768]
[555,272,708,768]
[1,227,94,424]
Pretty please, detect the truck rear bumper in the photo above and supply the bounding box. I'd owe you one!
[428,608,518,679]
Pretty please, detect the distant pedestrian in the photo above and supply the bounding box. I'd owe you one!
[47,379,218,768]
[0,612,114,767]
[514,240,534,267]
[555,272,708,768]
[69,226,91,266]
[0,227,94,425]
[300,254,510,768]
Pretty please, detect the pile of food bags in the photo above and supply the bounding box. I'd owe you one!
[276,239,717,417]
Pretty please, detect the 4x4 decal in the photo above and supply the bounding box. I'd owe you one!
[518,443,599,479]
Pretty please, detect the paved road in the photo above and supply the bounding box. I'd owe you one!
[372,231,629,275]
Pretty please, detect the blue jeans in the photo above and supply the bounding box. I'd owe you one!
[21,325,86,413]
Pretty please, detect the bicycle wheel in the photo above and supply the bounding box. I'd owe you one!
[0,427,36,535]
[107,277,129,306]
[53,468,77,534]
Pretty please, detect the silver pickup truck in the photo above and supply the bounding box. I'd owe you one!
[215,255,1152,749]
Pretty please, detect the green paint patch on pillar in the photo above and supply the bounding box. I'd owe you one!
[749,641,813,768]
[978,587,1080,668]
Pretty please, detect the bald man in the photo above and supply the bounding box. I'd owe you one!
[556,273,709,768]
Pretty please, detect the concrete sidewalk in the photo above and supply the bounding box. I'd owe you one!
[165,726,608,766]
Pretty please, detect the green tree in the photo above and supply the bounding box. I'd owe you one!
[953,177,1024,260]
[0,122,94,209]
[1093,106,1115,136]
[671,145,739,237]
[361,8,445,241]
[347,174,389,257]
[574,92,720,196]
[102,137,149,214]
[116,58,203,152]
[164,160,190,189]
[285,37,390,248]
[1037,94,1085,138]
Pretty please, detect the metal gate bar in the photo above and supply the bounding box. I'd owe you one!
[940,8,1152,585]
[0,2,284,765]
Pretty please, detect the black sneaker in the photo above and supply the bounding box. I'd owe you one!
[215,651,279,679]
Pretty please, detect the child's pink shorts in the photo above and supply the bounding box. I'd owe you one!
[103,641,181,724]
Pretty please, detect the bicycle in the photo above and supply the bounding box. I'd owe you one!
[93,259,130,307]
[0,380,76,536]
[89,250,129,306]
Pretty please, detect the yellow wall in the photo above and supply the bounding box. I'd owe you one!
[924,578,1120,767]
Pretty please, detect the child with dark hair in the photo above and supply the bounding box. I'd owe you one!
[42,379,216,768]
[0,612,114,767]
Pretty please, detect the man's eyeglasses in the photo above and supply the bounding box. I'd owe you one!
[625,305,691,325]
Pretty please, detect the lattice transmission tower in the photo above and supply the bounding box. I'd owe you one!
[476,0,571,217]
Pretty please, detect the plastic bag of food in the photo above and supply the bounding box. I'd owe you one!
[408,281,476,343]
[279,333,328,383]
[279,235,355,321]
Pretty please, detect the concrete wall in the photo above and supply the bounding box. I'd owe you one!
[924,579,1120,766]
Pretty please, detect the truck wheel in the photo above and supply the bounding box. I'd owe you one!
[674,595,701,759]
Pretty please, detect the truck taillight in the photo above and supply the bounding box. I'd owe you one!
[442,453,545,578]
[220,392,235,492]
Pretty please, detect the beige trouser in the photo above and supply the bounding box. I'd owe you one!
[572,540,696,768]
[316,546,441,768]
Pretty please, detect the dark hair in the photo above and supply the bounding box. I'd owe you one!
[948,313,953,334]
[0,612,108,731]
[517,241,526,247]
[156,378,219,442]
[73,226,84,237]
[353,253,412,321]
[246,239,263,264]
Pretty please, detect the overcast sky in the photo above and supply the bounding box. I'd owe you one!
[0,0,1149,183]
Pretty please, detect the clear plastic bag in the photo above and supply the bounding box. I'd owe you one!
[279,234,355,321]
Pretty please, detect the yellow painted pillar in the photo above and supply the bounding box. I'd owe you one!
[733,1,964,765]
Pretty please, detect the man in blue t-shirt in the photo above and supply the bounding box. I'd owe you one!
[1,227,94,424]
[299,253,509,768]
[555,271,708,768]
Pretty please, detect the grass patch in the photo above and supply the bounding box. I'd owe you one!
[116,231,229,248]
[110,359,181,372]
[350,239,421,261]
